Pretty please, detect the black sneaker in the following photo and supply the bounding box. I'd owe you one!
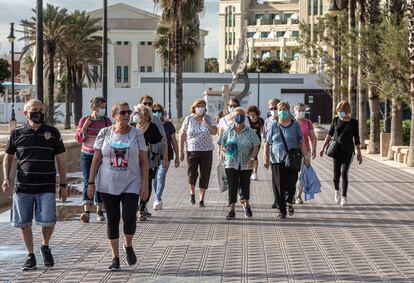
[21,253,37,271]
[199,200,205,208]
[143,208,152,217]
[226,210,236,220]
[190,194,196,205]
[109,257,120,271]
[288,204,294,216]
[271,203,278,209]
[245,206,253,217]
[40,245,54,267]
[123,244,137,266]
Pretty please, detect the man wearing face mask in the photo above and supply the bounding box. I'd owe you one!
[2,99,67,270]
[264,98,280,139]
[75,96,112,223]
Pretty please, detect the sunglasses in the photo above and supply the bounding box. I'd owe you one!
[143,102,153,106]
[269,107,277,111]
[228,104,237,107]
[117,110,132,116]
[153,110,162,113]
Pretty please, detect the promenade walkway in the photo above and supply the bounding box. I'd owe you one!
[0,147,414,282]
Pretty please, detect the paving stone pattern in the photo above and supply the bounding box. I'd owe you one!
[0,153,414,282]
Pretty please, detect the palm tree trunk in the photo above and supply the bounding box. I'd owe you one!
[175,21,183,118]
[406,2,414,166]
[387,98,403,159]
[358,0,368,148]
[73,65,83,126]
[367,84,380,153]
[47,51,55,125]
[64,60,72,129]
[348,0,357,117]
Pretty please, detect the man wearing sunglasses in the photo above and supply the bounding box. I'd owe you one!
[263,98,280,139]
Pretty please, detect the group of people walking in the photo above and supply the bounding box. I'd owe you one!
[1,96,362,271]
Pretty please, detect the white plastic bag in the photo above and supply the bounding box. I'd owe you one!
[217,163,229,193]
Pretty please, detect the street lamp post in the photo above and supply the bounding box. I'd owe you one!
[36,0,43,102]
[7,22,16,129]
[163,59,166,108]
[102,0,108,114]
[168,34,172,118]
[256,63,261,109]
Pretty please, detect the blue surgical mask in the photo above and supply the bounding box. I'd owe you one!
[234,114,245,124]
[338,111,346,120]
[153,111,162,119]
[278,110,289,120]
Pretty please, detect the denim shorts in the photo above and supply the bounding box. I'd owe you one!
[12,192,56,228]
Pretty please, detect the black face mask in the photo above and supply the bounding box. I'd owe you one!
[29,111,45,124]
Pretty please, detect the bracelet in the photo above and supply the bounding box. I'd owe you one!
[87,182,95,185]
[3,177,9,181]
[59,183,67,187]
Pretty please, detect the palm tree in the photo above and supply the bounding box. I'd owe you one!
[21,4,69,124]
[406,1,414,166]
[366,0,381,154]
[21,55,34,84]
[59,11,102,126]
[154,0,204,118]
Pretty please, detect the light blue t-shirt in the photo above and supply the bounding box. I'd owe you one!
[266,120,303,164]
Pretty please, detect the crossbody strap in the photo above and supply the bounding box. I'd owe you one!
[277,124,289,153]
[335,119,351,142]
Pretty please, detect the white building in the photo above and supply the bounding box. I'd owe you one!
[218,0,330,74]
[87,3,208,88]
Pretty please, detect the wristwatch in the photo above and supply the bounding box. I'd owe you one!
[249,157,255,161]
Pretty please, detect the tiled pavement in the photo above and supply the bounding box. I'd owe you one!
[1,151,414,282]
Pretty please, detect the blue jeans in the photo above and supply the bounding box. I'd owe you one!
[12,192,56,228]
[152,161,170,202]
[80,152,102,205]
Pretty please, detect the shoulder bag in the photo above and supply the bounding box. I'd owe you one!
[325,119,350,158]
[278,124,302,172]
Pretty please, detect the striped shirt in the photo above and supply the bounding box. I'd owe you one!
[5,124,66,194]
[75,116,112,155]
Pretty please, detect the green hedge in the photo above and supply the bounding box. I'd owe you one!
[366,119,410,145]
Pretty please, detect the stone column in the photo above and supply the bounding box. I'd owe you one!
[130,41,138,88]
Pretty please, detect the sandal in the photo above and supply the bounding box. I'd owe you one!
[277,213,286,219]
[288,204,294,216]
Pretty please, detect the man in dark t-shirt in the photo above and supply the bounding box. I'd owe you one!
[2,99,67,271]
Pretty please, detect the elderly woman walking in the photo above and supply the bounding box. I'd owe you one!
[294,103,317,204]
[179,99,218,207]
[264,101,309,219]
[319,100,362,206]
[75,96,112,223]
[218,107,260,219]
[87,101,149,270]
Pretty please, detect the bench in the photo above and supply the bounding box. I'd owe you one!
[391,146,410,164]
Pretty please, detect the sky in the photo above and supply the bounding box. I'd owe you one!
[0,0,219,58]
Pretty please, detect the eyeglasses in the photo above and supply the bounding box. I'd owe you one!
[269,107,277,111]
[143,102,153,106]
[117,110,132,116]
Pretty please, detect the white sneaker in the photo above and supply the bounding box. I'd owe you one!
[250,173,257,181]
[153,201,163,211]
[340,197,348,206]
[334,191,341,204]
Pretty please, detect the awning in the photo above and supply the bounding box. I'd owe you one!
[1,82,33,89]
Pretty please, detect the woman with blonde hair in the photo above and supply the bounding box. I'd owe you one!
[179,99,217,207]
[132,105,168,221]
[87,101,148,270]
[218,107,260,219]
[319,100,362,206]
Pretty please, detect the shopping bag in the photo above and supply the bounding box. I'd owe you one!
[217,163,229,193]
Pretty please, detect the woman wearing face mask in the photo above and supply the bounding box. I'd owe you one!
[133,105,167,221]
[75,96,112,223]
[218,98,250,137]
[87,101,148,270]
[179,99,218,207]
[246,105,264,181]
[218,108,260,219]
[151,103,180,210]
[294,103,317,204]
[319,100,362,206]
[264,101,309,219]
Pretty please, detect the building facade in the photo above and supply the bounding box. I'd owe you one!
[88,3,208,88]
[218,0,329,74]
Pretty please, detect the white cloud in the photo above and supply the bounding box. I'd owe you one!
[0,0,218,58]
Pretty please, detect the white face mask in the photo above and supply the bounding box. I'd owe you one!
[97,108,106,118]
[132,114,140,124]
[338,111,346,120]
[295,110,306,119]
[227,106,235,113]
[270,110,278,118]
[195,107,205,116]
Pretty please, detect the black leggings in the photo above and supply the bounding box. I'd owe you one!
[333,150,354,197]
[225,168,252,205]
[100,192,139,240]
[139,168,157,212]
[271,163,298,215]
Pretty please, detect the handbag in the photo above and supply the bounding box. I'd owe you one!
[217,161,229,193]
[278,124,302,172]
[325,119,350,158]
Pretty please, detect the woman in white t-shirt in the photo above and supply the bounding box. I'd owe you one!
[87,101,149,271]
[217,98,250,136]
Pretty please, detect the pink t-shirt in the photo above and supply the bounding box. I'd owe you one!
[75,116,112,154]
[298,119,313,152]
